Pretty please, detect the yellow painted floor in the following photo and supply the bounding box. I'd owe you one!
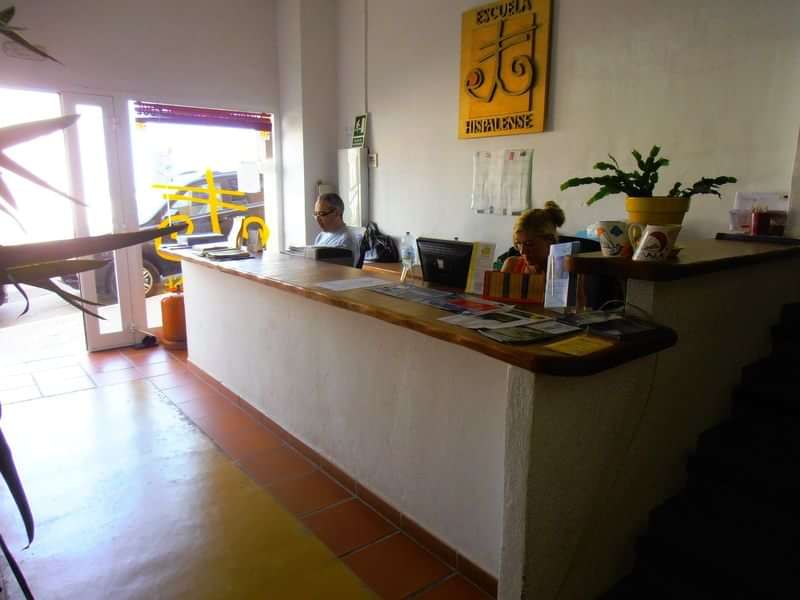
[0,324,490,599]
[0,378,374,599]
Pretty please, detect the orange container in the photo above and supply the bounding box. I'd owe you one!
[161,289,186,343]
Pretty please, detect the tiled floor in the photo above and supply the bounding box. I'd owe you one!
[0,341,492,599]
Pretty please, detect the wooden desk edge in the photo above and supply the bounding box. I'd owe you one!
[173,252,677,377]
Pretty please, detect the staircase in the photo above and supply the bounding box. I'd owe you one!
[600,303,800,599]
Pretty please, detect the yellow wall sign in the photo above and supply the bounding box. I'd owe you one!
[458,0,552,139]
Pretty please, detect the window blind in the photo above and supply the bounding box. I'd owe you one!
[133,101,271,132]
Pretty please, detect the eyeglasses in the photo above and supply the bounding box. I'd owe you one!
[313,208,336,218]
[513,235,557,251]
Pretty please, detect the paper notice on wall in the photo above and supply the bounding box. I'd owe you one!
[471,149,533,215]
[789,128,800,237]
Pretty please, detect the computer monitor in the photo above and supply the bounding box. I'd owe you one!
[416,237,473,289]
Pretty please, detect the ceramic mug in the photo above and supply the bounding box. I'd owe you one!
[630,224,682,262]
[595,220,632,257]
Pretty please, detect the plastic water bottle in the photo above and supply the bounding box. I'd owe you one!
[400,231,415,282]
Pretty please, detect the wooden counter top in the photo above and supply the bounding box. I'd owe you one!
[170,251,676,376]
[566,239,800,282]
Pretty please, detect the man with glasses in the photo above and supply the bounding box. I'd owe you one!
[313,193,359,265]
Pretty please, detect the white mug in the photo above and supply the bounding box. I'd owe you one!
[595,220,632,257]
[630,224,682,262]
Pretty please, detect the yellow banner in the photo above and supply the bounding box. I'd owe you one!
[458,0,552,139]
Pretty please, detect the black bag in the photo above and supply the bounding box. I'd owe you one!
[359,222,399,265]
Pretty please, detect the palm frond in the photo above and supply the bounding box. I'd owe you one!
[1,258,107,285]
[0,223,186,269]
[0,428,34,546]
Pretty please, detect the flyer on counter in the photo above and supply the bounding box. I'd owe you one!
[544,335,615,356]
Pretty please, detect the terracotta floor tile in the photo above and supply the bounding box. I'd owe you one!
[238,445,317,487]
[195,414,284,461]
[168,349,188,362]
[343,533,451,600]
[302,499,397,557]
[268,470,352,517]
[37,375,95,397]
[78,351,133,373]
[0,372,35,391]
[414,575,493,599]
[134,359,186,378]
[32,365,89,384]
[0,385,41,404]
[173,392,239,424]
[90,367,148,387]
[161,380,220,405]
[148,370,200,391]
[121,346,173,366]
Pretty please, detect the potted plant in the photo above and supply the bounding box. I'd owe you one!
[560,146,737,226]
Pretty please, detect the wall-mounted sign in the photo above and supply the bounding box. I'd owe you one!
[458,0,552,139]
[351,113,368,147]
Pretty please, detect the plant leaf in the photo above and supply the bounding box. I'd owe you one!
[0,6,15,25]
[0,532,35,600]
[0,115,79,152]
[1,259,107,285]
[0,24,62,64]
[9,280,29,315]
[29,279,104,319]
[0,223,186,269]
[0,170,17,209]
[0,153,83,205]
[32,278,104,307]
[0,428,34,546]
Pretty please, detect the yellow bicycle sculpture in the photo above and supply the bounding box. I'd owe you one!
[151,168,269,288]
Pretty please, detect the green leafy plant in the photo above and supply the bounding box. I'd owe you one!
[0,9,185,598]
[560,145,737,205]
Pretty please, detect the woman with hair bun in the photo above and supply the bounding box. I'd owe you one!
[501,201,565,274]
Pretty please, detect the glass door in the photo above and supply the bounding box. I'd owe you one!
[61,93,140,351]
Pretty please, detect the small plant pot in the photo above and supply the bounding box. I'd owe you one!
[625,196,690,227]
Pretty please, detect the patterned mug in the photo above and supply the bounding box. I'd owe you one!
[596,221,632,257]
[630,224,682,262]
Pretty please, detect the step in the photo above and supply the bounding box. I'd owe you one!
[686,479,800,535]
[732,383,800,418]
[635,536,765,600]
[642,501,799,598]
[697,417,800,458]
[687,453,800,510]
[779,302,800,329]
[648,495,798,567]
[741,357,800,385]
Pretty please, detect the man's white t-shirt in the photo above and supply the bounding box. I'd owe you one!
[314,226,359,265]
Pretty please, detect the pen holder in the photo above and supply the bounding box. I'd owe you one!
[751,211,771,236]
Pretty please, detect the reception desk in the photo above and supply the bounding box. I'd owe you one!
[171,240,800,600]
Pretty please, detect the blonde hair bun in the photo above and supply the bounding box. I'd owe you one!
[543,201,566,227]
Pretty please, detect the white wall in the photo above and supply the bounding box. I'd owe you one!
[0,0,279,112]
[277,0,340,246]
[338,0,800,247]
[184,261,508,574]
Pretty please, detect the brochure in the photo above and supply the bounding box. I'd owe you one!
[478,325,560,344]
[528,320,582,336]
[371,284,452,302]
[424,294,510,314]
[557,310,623,327]
[440,308,551,330]
[587,317,659,340]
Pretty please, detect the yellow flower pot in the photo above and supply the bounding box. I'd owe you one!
[625,196,690,226]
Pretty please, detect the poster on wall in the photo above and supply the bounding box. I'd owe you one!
[458,0,552,139]
[351,114,368,147]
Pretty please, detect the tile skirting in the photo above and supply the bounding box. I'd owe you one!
[184,358,498,599]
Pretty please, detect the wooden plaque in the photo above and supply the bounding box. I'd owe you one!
[458,0,552,139]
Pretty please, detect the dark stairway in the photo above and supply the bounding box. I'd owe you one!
[600,303,800,599]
